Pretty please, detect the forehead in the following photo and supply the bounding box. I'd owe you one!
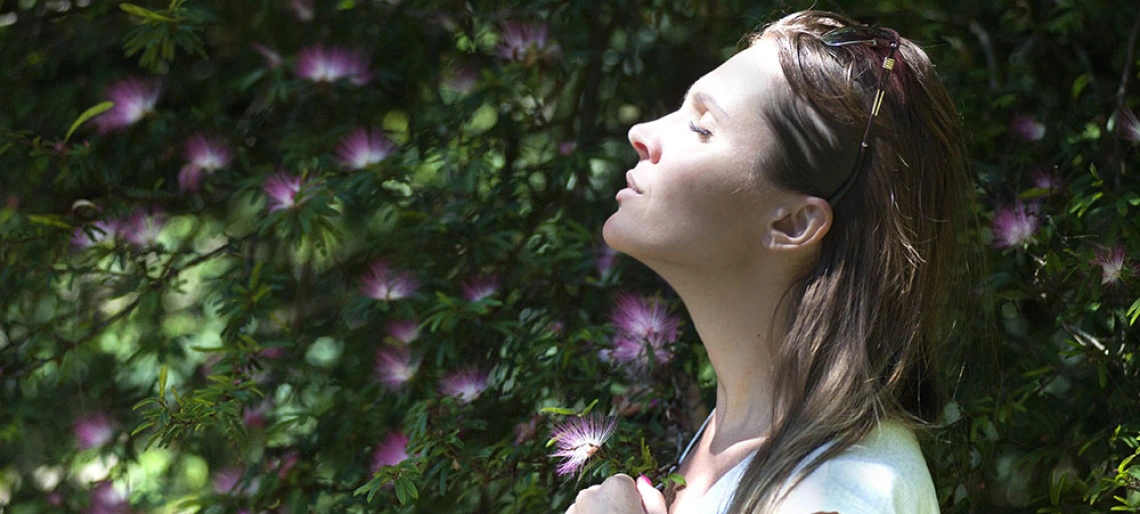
[690,39,787,116]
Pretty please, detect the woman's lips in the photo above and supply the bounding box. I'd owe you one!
[616,172,642,202]
[626,171,642,194]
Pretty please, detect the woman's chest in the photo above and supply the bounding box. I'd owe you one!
[667,446,756,514]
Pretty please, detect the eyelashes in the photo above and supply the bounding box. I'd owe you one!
[688,121,713,141]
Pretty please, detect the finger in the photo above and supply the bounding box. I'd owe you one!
[636,475,668,514]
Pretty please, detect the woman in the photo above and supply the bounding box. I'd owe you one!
[569,10,966,514]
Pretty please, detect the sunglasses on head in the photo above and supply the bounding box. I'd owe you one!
[819,25,900,204]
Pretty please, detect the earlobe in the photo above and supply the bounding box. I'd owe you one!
[765,197,832,251]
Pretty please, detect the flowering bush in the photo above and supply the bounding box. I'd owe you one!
[0,1,1138,513]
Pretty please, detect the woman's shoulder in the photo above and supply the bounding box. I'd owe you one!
[776,420,941,514]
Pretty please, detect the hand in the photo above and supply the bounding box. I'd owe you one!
[565,474,667,514]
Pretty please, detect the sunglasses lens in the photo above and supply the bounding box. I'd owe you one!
[821,26,897,46]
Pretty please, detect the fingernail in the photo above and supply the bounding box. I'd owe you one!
[637,474,652,487]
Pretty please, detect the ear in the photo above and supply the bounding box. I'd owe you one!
[763,196,832,251]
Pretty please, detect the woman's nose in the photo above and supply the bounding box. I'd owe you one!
[628,122,661,164]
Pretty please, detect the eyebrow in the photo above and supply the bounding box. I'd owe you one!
[684,87,730,120]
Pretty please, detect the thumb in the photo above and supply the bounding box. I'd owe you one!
[636,475,668,514]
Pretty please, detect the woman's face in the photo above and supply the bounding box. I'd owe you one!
[603,39,794,269]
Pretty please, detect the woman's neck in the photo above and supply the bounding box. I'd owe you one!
[653,258,795,453]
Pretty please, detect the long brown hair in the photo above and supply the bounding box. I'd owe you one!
[726,11,969,512]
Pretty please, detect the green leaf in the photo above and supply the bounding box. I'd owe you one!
[1071,73,1092,100]
[159,365,168,395]
[539,407,578,416]
[1127,297,1140,326]
[131,419,156,437]
[120,3,177,22]
[65,101,114,143]
[28,214,72,229]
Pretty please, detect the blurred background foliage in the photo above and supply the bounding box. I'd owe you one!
[1,0,1138,512]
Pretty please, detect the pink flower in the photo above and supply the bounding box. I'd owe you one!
[242,401,271,428]
[1119,108,1140,142]
[1030,168,1062,194]
[441,62,478,95]
[178,134,231,193]
[595,244,618,278]
[269,451,299,479]
[295,44,372,86]
[371,431,410,472]
[496,21,561,64]
[95,77,162,133]
[262,172,308,212]
[212,467,257,496]
[559,140,577,156]
[992,200,1041,249]
[549,415,617,476]
[336,128,394,170]
[251,42,283,69]
[461,274,499,302]
[72,219,120,249]
[514,415,540,445]
[439,368,488,404]
[1009,114,1045,142]
[360,261,418,301]
[375,345,416,389]
[611,294,680,344]
[601,294,680,371]
[1092,246,1133,286]
[284,0,313,21]
[122,208,166,247]
[87,481,128,514]
[386,320,420,344]
[74,412,115,449]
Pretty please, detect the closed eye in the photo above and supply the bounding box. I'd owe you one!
[689,121,713,141]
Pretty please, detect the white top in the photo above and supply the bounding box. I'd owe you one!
[674,412,940,514]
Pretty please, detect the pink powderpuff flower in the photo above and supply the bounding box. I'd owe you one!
[122,208,166,247]
[439,368,489,404]
[1118,108,1140,142]
[212,467,258,496]
[71,219,120,249]
[269,451,299,479]
[284,0,313,21]
[88,481,128,514]
[549,414,617,477]
[1091,246,1133,286]
[360,261,418,301]
[441,62,478,95]
[262,172,309,212]
[386,320,420,344]
[371,431,410,472]
[95,77,162,133]
[611,294,680,344]
[374,344,416,389]
[1030,168,1063,194]
[603,335,673,371]
[496,21,561,64]
[251,42,283,69]
[992,200,1041,249]
[461,274,499,302]
[295,43,372,86]
[1009,114,1045,142]
[179,134,231,193]
[559,140,577,156]
[514,415,540,446]
[337,128,395,170]
[595,244,618,278]
[242,400,271,429]
[74,412,115,449]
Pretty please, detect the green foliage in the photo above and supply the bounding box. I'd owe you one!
[0,0,1139,513]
